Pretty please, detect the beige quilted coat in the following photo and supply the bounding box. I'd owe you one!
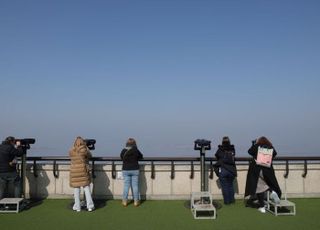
[69,137,92,188]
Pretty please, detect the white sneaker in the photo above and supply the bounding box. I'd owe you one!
[270,191,280,204]
[88,208,94,212]
[73,207,81,212]
[258,207,266,213]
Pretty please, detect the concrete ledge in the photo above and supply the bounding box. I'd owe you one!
[24,163,320,199]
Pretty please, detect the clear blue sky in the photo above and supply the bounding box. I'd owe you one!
[1,0,319,157]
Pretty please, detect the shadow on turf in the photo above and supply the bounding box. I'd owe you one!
[21,198,44,211]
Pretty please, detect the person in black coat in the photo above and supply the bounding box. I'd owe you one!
[0,136,24,200]
[244,136,281,213]
[214,136,237,204]
[120,138,143,207]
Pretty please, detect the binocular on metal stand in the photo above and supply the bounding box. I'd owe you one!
[190,139,216,219]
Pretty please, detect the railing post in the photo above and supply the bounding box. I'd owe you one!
[190,161,194,179]
[112,161,116,179]
[151,161,155,179]
[33,159,38,178]
[302,160,308,178]
[53,160,59,178]
[170,161,175,180]
[91,160,96,179]
[209,160,214,180]
[284,160,289,178]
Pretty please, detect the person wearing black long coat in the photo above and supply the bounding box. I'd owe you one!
[244,136,281,213]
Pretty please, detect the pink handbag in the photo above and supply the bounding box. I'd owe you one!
[256,146,273,168]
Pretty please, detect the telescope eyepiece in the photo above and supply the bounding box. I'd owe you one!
[15,138,36,150]
[84,139,96,150]
[194,139,211,151]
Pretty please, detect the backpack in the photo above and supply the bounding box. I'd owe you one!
[222,150,235,165]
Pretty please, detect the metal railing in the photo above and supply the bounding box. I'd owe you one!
[25,156,320,180]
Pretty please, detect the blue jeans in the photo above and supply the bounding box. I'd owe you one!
[0,172,21,200]
[219,168,235,204]
[122,170,140,202]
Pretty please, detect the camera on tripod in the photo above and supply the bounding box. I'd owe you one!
[15,138,36,150]
[84,139,96,150]
[194,139,211,151]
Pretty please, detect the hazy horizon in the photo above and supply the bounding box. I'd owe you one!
[1,0,319,157]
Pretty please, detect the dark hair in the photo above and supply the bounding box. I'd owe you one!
[256,136,273,147]
[221,136,231,146]
[126,138,137,147]
[3,136,15,144]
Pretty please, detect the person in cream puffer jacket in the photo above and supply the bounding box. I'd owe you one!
[69,137,94,212]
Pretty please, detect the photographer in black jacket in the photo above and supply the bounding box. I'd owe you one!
[0,136,24,200]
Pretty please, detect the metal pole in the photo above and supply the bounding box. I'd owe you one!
[21,148,27,198]
[200,147,205,192]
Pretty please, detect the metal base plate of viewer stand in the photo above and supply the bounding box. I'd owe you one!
[265,192,296,216]
[0,198,24,213]
[191,192,216,219]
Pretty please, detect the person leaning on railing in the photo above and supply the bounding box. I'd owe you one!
[69,137,95,212]
[244,136,281,213]
[0,136,24,200]
[120,138,143,207]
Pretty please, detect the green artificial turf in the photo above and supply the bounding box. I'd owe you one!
[0,199,319,230]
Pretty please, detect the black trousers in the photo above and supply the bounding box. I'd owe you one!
[256,192,265,208]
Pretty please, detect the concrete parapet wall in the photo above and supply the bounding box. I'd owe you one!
[25,163,320,199]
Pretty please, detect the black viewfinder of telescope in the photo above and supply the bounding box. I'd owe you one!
[85,139,96,150]
[194,139,211,151]
[15,138,36,150]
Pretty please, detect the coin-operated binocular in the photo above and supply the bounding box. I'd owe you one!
[194,139,211,154]
[194,139,211,192]
[15,138,36,150]
[15,138,36,199]
[84,139,96,150]
[191,139,216,219]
